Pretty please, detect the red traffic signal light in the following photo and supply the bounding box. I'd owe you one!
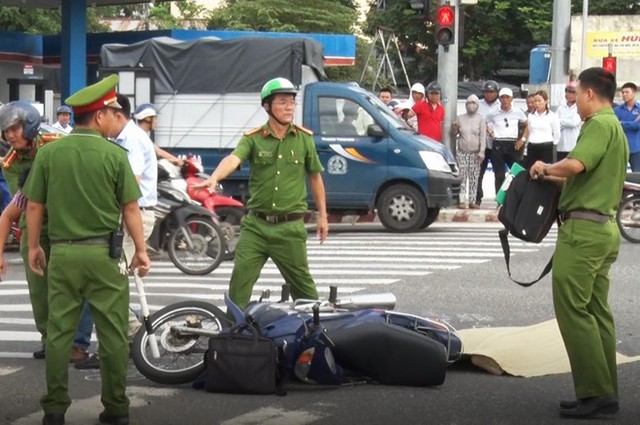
[602,56,617,77]
[435,4,455,46]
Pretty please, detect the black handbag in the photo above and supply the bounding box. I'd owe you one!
[204,323,281,395]
[498,172,561,287]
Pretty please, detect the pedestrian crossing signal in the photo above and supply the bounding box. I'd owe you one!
[602,56,617,78]
[435,4,455,46]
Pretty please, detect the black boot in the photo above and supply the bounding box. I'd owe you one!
[42,413,65,425]
[98,411,129,425]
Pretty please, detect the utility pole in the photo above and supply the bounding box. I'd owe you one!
[549,0,571,107]
[437,0,459,153]
[580,0,589,71]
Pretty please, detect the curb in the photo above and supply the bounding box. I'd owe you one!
[304,207,500,225]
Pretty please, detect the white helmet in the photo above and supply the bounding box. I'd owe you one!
[133,103,158,121]
[410,83,425,96]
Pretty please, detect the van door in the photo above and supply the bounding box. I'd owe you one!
[313,96,388,207]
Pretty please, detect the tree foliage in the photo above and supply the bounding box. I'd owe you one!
[207,0,357,34]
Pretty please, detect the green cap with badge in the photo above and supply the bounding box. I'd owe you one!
[65,74,122,115]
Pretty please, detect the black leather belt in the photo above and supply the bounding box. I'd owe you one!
[51,236,110,245]
[249,210,305,224]
[561,210,612,224]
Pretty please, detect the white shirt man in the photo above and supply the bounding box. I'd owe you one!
[555,82,582,160]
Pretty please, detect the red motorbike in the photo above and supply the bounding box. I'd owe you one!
[182,155,245,259]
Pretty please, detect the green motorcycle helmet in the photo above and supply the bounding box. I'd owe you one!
[260,78,297,105]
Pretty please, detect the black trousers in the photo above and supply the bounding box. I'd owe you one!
[491,139,521,194]
[557,151,569,161]
[524,142,555,169]
[475,147,492,205]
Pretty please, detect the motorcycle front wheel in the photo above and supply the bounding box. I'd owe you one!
[132,301,233,385]
[168,216,225,275]
[616,195,640,243]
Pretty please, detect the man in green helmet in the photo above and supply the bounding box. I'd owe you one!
[196,77,328,308]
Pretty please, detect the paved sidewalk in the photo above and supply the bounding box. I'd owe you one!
[314,172,501,224]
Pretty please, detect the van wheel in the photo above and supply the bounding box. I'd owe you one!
[377,184,427,233]
[420,207,441,229]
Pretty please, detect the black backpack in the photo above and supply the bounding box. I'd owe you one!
[498,171,561,287]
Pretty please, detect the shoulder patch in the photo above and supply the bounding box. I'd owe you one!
[244,126,263,137]
[294,124,313,136]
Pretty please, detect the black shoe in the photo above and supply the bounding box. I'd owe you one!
[33,348,46,359]
[559,395,619,419]
[98,411,129,425]
[74,353,100,370]
[559,400,579,409]
[42,413,65,425]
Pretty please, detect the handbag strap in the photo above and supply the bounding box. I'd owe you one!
[498,229,553,287]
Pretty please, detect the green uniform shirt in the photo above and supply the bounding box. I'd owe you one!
[22,128,141,240]
[3,147,36,197]
[560,107,629,216]
[232,123,323,214]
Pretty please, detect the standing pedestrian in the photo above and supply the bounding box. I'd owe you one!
[0,101,92,363]
[613,82,640,171]
[133,103,184,166]
[451,95,486,209]
[556,82,582,160]
[475,80,501,208]
[524,90,561,168]
[529,67,627,419]
[407,81,445,142]
[379,87,393,106]
[51,106,73,134]
[525,93,536,115]
[23,74,151,425]
[195,77,328,308]
[486,88,528,197]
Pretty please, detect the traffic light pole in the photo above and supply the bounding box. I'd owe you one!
[437,0,459,153]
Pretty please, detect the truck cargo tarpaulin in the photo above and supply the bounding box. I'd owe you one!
[100,36,327,94]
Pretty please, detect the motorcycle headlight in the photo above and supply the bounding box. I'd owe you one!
[419,151,452,173]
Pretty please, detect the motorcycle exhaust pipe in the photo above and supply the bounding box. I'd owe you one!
[134,271,161,359]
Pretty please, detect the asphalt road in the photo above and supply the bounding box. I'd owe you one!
[1,222,638,425]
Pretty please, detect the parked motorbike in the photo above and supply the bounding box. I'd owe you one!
[181,155,245,259]
[132,285,462,386]
[147,159,226,275]
[616,172,640,243]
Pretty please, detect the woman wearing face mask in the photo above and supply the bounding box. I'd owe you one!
[451,94,487,209]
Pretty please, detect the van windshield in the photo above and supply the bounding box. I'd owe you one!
[366,95,414,130]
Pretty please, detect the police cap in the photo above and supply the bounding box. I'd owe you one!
[65,74,122,115]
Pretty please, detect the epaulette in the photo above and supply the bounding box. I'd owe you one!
[2,148,17,170]
[294,124,313,136]
[243,126,263,137]
[37,133,63,148]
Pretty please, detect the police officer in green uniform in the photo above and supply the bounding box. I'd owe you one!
[23,74,151,425]
[196,77,329,308]
[0,101,47,354]
[530,67,628,419]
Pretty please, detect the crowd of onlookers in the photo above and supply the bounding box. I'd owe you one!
[378,79,640,209]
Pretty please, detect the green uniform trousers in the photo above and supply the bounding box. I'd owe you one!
[229,214,318,308]
[41,244,130,415]
[553,218,620,399]
[20,231,50,345]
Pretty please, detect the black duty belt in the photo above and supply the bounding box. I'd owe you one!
[51,236,110,245]
[249,210,305,224]
[561,210,612,224]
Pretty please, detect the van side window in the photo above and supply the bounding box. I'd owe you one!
[318,97,374,138]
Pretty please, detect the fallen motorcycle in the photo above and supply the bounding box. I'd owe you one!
[132,285,462,387]
[147,159,226,275]
[616,172,640,243]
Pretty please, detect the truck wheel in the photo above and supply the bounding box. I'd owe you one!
[377,184,427,233]
[420,207,441,229]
